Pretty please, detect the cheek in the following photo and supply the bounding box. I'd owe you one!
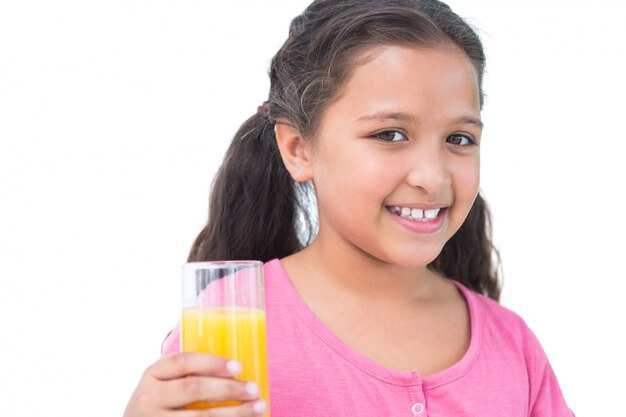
[314,145,392,206]
[452,157,480,201]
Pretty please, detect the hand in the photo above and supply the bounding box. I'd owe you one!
[123,352,268,416]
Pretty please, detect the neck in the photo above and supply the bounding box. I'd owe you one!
[286,233,443,305]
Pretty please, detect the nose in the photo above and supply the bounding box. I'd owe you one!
[405,142,451,193]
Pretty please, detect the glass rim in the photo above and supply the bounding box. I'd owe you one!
[182,260,263,269]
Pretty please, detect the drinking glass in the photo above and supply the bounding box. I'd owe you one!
[181,261,269,414]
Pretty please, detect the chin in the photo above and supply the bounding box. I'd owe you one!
[374,248,442,269]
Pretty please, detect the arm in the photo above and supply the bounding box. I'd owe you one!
[527,331,575,417]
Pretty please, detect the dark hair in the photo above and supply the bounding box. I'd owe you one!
[189,0,502,300]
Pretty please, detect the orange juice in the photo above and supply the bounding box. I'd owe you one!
[181,307,269,414]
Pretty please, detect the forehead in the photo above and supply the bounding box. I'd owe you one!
[332,45,481,119]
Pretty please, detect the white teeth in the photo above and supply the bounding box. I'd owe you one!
[391,206,441,221]
[411,208,423,219]
[424,208,439,219]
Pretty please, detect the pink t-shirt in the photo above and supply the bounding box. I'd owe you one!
[163,258,573,416]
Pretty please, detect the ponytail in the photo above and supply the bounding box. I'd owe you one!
[188,113,313,263]
[190,0,502,300]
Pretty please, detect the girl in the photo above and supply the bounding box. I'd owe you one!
[125,0,573,415]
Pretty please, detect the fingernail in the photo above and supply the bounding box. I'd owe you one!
[245,381,259,397]
[226,360,242,376]
[253,399,267,414]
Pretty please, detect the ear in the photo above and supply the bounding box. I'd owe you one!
[274,121,314,182]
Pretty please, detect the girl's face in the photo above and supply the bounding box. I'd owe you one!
[309,45,482,267]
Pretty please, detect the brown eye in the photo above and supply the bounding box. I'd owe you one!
[447,134,474,146]
[374,130,407,142]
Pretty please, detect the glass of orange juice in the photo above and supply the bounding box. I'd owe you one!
[181,261,269,415]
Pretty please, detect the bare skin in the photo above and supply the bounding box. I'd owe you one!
[281,240,470,376]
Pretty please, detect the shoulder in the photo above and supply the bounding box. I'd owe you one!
[456,280,529,329]
[263,258,285,286]
[459,282,574,415]
[460,282,566,397]
[456,281,544,355]
[475,290,529,330]
[263,258,282,274]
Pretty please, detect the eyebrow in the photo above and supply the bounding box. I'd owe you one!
[454,115,484,129]
[356,111,484,129]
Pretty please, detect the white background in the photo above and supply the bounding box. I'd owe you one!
[1,0,624,415]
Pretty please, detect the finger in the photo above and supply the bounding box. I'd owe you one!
[167,399,268,417]
[158,376,261,409]
[149,352,242,380]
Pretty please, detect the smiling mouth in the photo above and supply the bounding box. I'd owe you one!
[386,206,447,222]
